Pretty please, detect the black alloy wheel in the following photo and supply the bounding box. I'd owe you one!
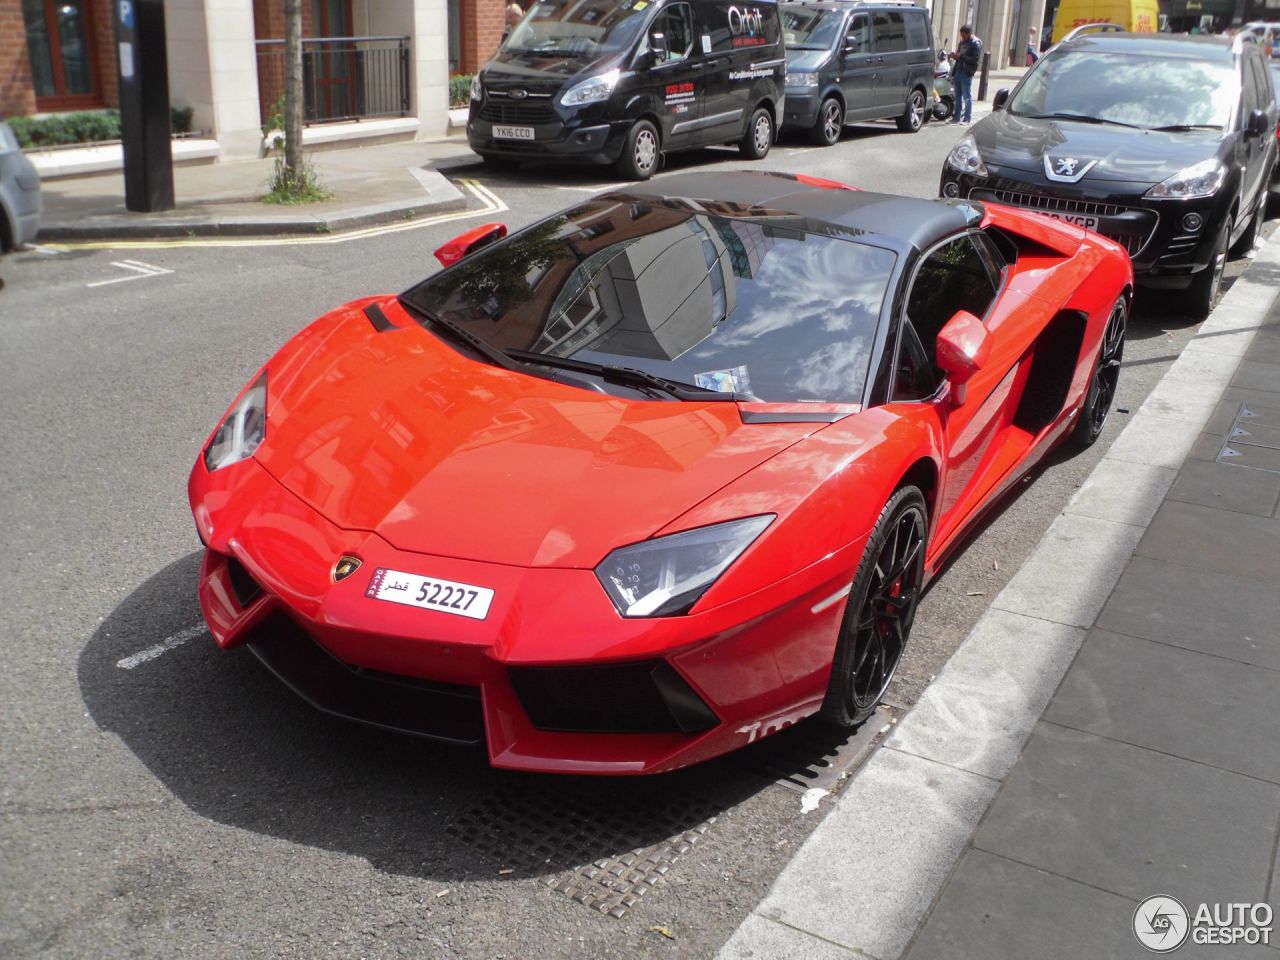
[811,97,844,146]
[820,486,928,728]
[897,89,926,132]
[1072,295,1127,448]
[1188,222,1229,320]
[932,96,954,121]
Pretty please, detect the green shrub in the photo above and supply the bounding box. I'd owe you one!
[171,105,195,134]
[9,110,121,148]
[449,74,473,108]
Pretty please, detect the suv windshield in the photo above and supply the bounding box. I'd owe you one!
[505,0,650,57]
[403,198,897,404]
[781,7,844,50]
[1009,48,1238,129]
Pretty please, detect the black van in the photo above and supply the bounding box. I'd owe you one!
[780,0,935,145]
[467,0,786,179]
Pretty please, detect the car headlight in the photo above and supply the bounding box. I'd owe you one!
[596,515,774,618]
[945,134,988,177]
[1144,158,1226,200]
[204,373,267,472]
[560,70,621,107]
[470,75,483,101]
[786,71,819,88]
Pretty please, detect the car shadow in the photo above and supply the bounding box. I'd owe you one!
[77,552,820,883]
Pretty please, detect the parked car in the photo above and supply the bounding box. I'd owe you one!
[467,0,785,179]
[780,0,934,145]
[0,117,41,280]
[940,32,1278,318]
[189,170,1132,774]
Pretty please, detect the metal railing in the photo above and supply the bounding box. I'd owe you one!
[255,36,411,126]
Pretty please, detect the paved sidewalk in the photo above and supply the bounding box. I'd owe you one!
[721,243,1280,959]
[35,140,477,240]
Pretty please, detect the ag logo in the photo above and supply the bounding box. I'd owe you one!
[1133,895,1191,953]
[728,5,763,36]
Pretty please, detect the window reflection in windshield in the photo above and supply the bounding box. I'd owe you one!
[781,8,843,50]
[406,199,897,404]
[505,0,651,57]
[1010,50,1237,128]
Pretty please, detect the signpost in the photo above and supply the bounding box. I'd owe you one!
[114,0,174,212]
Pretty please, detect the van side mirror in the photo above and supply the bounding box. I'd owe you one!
[650,31,670,64]
[434,222,508,267]
[1246,108,1269,137]
[992,88,1010,110]
[936,310,991,405]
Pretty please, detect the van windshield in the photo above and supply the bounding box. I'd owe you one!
[1009,49,1237,129]
[505,0,651,57]
[781,7,844,49]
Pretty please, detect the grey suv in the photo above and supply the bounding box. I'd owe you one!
[1,118,41,272]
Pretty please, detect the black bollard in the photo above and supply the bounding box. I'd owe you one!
[977,50,991,101]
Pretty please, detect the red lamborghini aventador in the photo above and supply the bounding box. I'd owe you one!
[189,171,1132,774]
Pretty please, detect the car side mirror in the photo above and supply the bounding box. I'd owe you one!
[992,88,1010,110]
[1246,108,1269,137]
[650,31,670,64]
[434,222,507,267]
[936,310,991,405]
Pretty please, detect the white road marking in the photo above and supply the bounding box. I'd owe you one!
[86,259,174,287]
[558,181,631,193]
[810,582,853,614]
[116,624,208,670]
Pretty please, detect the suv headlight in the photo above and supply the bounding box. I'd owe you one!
[560,70,621,107]
[945,134,988,177]
[204,373,267,472]
[786,71,819,88]
[470,75,483,101]
[595,516,774,617]
[1144,158,1226,199]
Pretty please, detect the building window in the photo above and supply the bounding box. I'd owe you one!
[21,0,101,108]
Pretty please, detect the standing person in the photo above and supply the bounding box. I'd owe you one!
[1026,26,1039,65]
[948,25,982,124]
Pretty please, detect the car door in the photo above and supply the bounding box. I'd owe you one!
[696,0,756,142]
[889,234,1006,533]
[1241,51,1277,216]
[870,9,909,113]
[647,2,704,150]
[840,12,878,118]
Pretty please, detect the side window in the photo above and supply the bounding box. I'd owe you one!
[652,3,695,62]
[903,236,998,378]
[708,2,778,54]
[891,319,936,402]
[1249,54,1273,110]
[904,12,930,52]
[846,14,871,54]
[872,11,907,53]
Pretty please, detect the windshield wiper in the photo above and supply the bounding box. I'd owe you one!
[506,349,744,402]
[1021,112,1141,128]
[397,299,529,374]
[1149,123,1222,131]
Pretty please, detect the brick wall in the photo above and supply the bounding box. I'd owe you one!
[91,0,118,109]
[461,0,506,74]
[0,0,37,116]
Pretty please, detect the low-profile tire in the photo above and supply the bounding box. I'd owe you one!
[739,107,774,160]
[895,89,927,132]
[932,96,954,121]
[1188,221,1229,320]
[1071,295,1128,448]
[615,120,660,180]
[819,486,928,729]
[810,97,843,146]
[1230,190,1266,257]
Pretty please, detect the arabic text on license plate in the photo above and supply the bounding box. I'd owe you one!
[1042,211,1099,231]
[493,125,535,140]
[366,568,495,620]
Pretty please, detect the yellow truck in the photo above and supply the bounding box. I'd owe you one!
[1050,0,1159,42]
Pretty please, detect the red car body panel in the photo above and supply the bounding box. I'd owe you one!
[189,181,1133,775]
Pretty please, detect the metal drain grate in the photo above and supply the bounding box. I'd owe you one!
[445,780,719,918]
[736,707,896,793]
[1217,406,1280,473]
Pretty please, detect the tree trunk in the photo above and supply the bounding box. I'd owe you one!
[284,0,304,182]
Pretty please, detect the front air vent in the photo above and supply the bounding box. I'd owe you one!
[226,555,262,608]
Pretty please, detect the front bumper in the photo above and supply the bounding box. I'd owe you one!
[782,91,821,129]
[0,148,42,249]
[191,457,853,774]
[941,166,1230,286]
[467,98,629,165]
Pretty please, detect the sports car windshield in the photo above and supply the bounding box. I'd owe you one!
[1009,50,1237,129]
[781,7,844,49]
[504,0,650,57]
[403,198,897,403]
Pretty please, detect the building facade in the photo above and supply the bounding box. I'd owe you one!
[1,0,508,159]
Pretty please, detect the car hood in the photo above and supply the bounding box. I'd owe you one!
[785,49,832,72]
[479,51,622,90]
[972,110,1228,183]
[254,300,820,569]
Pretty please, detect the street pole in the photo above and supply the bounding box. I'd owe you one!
[977,50,991,101]
[114,0,174,212]
[284,0,304,185]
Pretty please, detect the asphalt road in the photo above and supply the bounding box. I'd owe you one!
[0,116,1267,960]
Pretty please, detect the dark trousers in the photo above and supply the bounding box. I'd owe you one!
[954,71,973,121]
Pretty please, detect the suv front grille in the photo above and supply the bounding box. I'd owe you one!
[970,187,1156,257]
[478,100,556,125]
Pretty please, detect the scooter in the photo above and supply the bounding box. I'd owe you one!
[932,53,955,121]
